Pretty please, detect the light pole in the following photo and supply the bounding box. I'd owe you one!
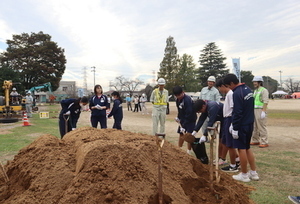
[91,66,96,88]
[279,70,282,88]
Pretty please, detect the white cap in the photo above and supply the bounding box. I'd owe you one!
[207,76,216,82]
[126,93,129,96]
[12,87,16,91]
[27,91,31,94]
[252,76,263,82]
[142,93,145,96]
[157,78,166,85]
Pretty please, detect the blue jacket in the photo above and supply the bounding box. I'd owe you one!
[108,99,123,121]
[194,101,223,135]
[89,95,109,117]
[176,94,197,132]
[59,98,81,128]
[232,83,254,130]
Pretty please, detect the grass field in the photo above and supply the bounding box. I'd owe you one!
[0,101,299,204]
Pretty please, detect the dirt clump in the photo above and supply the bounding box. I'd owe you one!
[0,127,253,204]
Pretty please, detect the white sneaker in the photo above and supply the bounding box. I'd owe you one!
[213,158,228,166]
[187,149,192,155]
[248,171,259,181]
[233,173,251,182]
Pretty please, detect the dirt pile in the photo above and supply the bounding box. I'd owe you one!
[0,127,253,204]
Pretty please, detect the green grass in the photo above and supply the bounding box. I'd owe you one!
[268,109,300,120]
[0,108,60,159]
[1,104,299,203]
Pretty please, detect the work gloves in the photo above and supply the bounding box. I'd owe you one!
[199,136,207,144]
[191,131,197,137]
[229,124,239,139]
[261,111,266,119]
[64,111,70,115]
[180,127,185,133]
[174,117,180,123]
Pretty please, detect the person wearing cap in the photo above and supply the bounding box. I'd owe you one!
[139,93,148,115]
[199,76,225,164]
[10,87,19,104]
[150,78,169,135]
[251,76,269,148]
[25,91,34,117]
[125,94,132,111]
[200,76,221,102]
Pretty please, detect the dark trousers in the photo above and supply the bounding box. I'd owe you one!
[133,104,139,112]
[91,116,107,129]
[113,119,122,130]
[127,102,132,111]
[192,140,209,164]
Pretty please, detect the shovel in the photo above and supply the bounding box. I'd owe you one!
[63,114,70,138]
[207,121,221,190]
[155,133,166,204]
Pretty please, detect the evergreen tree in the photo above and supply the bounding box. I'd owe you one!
[0,31,66,91]
[158,36,180,93]
[177,54,198,92]
[198,42,228,86]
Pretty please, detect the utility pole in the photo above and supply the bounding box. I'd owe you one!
[279,70,282,88]
[91,66,96,88]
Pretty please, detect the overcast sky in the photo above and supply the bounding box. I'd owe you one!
[0,0,299,91]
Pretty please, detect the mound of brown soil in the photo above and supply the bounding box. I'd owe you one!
[0,127,253,204]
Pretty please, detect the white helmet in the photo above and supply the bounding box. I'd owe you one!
[157,78,166,85]
[252,76,263,82]
[12,87,16,91]
[207,76,216,82]
[27,91,31,94]
[142,93,145,97]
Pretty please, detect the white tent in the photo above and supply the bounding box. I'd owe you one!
[272,90,288,95]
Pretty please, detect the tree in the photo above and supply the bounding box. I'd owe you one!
[177,54,199,92]
[110,75,144,96]
[263,76,278,97]
[0,65,25,94]
[284,78,299,93]
[198,42,229,86]
[0,31,66,91]
[240,70,254,90]
[158,36,180,93]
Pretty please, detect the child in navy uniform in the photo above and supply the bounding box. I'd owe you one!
[223,73,259,182]
[59,97,88,138]
[89,85,110,129]
[107,91,123,130]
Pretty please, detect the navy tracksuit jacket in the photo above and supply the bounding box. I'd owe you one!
[89,95,109,129]
[59,98,81,138]
[107,99,123,130]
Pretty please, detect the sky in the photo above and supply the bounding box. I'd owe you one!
[0,0,299,91]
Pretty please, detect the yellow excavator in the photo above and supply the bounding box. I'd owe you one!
[0,80,25,123]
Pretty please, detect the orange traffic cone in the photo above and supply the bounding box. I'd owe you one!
[22,112,31,126]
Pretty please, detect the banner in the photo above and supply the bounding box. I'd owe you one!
[232,58,241,82]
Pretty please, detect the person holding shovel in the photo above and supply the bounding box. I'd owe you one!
[173,86,195,155]
[59,96,88,138]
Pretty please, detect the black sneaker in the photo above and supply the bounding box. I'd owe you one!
[236,161,241,169]
[221,165,239,172]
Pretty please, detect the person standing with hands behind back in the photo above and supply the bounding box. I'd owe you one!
[150,78,169,135]
[89,85,110,129]
[107,91,123,130]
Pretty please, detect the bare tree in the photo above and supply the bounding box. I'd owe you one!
[110,75,144,96]
[284,78,300,93]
